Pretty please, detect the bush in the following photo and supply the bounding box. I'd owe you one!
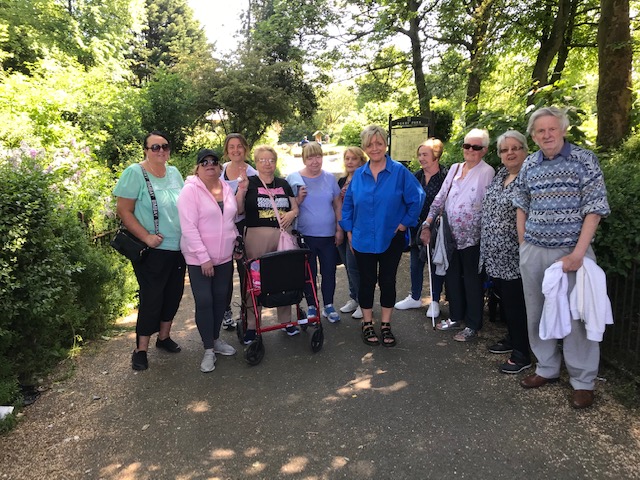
[0,147,135,404]
[594,135,640,276]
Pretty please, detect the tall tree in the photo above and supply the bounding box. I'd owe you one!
[341,0,435,128]
[0,0,139,73]
[596,0,631,149]
[129,0,211,84]
[213,0,330,144]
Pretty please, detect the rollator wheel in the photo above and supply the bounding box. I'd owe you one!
[311,328,324,353]
[245,337,265,365]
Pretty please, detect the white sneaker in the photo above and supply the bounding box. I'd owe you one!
[340,299,358,313]
[394,294,422,310]
[213,338,236,356]
[200,350,216,373]
[352,306,363,319]
[425,301,440,318]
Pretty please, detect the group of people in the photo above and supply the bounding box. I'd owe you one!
[114,106,610,409]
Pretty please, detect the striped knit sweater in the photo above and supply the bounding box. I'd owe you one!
[512,142,610,248]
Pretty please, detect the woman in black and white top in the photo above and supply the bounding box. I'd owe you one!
[479,130,531,374]
[236,145,299,344]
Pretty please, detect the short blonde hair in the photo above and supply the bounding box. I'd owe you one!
[417,138,444,160]
[253,145,278,163]
[302,141,323,161]
[343,146,367,166]
[360,125,388,149]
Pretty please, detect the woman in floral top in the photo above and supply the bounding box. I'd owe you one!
[421,129,495,341]
[479,130,531,373]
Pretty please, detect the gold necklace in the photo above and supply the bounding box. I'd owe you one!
[145,160,166,178]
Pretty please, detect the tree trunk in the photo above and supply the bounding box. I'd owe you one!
[530,0,572,97]
[407,0,432,131]
[464,0,494,122]
[597,0,632,149]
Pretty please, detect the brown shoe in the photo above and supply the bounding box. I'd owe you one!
[571,389,595,409]
[520,373,559,389]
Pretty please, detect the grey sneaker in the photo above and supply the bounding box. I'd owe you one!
[453,327,478,342]
[200,350,216,373]
[213,338,236,356]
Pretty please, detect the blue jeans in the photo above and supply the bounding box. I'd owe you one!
[303,236,337,308]
[409,246,445,302]
[337,239,360,301]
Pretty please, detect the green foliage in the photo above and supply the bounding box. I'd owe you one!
[0,146,134,395]
[140,68,199,153]
[129,0,211,83]
[594,135,640,276]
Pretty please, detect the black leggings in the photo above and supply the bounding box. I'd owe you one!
[354,231,405,309]
[132,249,186,337]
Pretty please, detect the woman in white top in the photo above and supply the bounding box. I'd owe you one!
[220,133,258,329]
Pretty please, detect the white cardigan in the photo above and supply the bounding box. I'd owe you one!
[540,258,613,342]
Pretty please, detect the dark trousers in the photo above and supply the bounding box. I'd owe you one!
[354,231,405,309]
[226,219,246,312]
[188,261,233,349]
[133,249,186,337]
[491,276,531,363]
[303,235,337,308]
[445,245,484,331]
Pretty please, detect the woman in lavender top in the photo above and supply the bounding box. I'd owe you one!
[288,142,342,322]
[420,128,495,341]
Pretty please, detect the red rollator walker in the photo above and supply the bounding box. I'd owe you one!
[235,236,324,365]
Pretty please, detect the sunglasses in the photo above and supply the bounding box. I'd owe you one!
[198,158,220,166]
[146,143,171,152]
[462,143,485,151]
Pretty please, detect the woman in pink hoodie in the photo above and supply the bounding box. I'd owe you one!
[177,149,240,373]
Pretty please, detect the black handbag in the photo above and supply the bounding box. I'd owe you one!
[110,228,150,263]
[110,165,159,263]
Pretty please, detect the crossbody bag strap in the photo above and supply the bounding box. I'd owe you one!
[443,163,460,205]
[258,177,285,230]
[139,165,159,235]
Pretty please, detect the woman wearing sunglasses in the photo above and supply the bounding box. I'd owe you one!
[420,128,495,342]
[177,149,239,373]
[113,131,186,371]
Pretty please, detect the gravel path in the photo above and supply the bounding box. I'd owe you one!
[1,255,639,480]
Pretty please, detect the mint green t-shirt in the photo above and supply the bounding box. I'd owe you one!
[113,164,184,251]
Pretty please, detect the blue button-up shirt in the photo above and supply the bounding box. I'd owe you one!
[340,155,425,253]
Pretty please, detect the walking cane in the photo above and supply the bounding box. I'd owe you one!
[425,243,436,330]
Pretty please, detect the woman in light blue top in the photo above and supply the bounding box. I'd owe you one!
[113,131,185,371]
[287,142,342,322]
[340,126,425,347]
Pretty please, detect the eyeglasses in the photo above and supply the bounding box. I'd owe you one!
[258,158,276,164]
[498,146,524,154]
[146,143,171,152]
[198,158,219,166]
[462,143,485,151]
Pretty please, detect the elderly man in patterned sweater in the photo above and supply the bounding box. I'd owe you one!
[513,106,610,409]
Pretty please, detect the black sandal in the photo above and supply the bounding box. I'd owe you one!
[380,322,396,347]
[361,321,380,346]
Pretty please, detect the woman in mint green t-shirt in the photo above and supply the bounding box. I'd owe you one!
[113,131,185,371]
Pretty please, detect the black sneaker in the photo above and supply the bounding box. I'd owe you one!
[131,350,148,370]
[500,360,532,374]
[488,339,512,354]
[155,337,181,353]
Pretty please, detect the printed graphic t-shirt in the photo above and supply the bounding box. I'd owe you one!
[244,176,294,228]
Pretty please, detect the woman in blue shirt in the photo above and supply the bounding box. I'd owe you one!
[340,125,425,346]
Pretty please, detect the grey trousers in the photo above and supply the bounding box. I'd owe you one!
[519,242,600,390]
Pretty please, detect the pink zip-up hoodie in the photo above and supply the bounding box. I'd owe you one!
[177,175,239,266]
